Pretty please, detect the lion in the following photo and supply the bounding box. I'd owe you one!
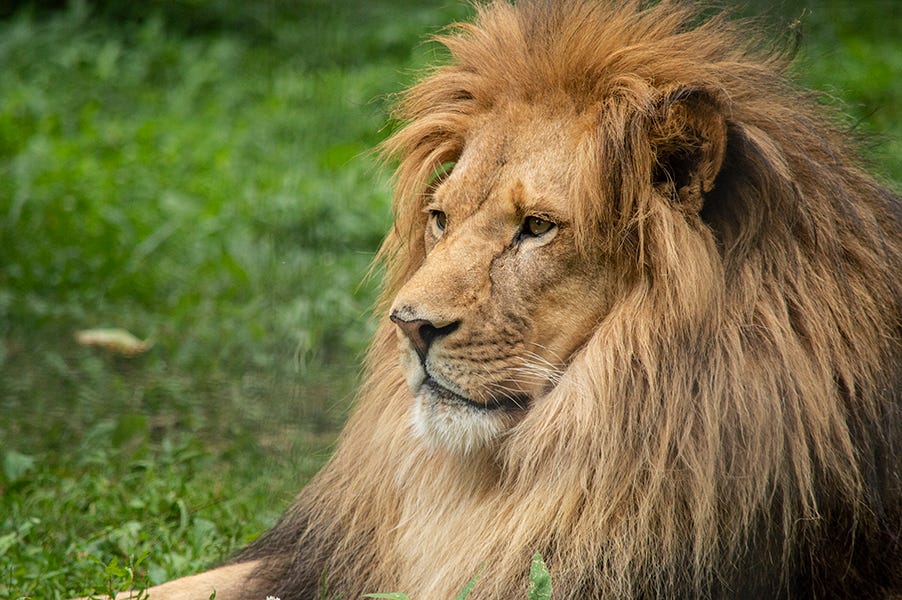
[100,1,901,598]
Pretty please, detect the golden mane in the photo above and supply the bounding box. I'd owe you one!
[238,1,901,597]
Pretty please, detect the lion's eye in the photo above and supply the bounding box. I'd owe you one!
[523,216,555,237]
[431,210,448,232]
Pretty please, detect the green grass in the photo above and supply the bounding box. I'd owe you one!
[0,1,898,598]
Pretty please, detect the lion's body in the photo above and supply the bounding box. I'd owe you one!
[131,1,901,598]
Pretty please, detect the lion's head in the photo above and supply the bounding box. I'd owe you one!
[388,105,619,453]
[240,1,901,598]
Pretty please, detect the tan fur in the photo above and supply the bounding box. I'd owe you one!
[124,1,902,598]
[77,562,259,600]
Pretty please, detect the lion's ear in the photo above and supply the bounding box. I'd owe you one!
[649,88,727,212]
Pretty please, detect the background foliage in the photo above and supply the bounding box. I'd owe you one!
[0,0,898,597]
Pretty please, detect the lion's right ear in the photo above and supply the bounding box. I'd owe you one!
[648,87,728,213]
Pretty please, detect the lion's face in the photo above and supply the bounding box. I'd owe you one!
[389,104,615,453]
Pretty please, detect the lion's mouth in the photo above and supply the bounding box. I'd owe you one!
[422,375,528,411]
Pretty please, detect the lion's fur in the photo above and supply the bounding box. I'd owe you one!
[237,1,901,598]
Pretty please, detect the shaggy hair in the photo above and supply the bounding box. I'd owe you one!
[239,1,901,597]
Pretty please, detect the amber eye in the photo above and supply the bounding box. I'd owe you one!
[523,216,555,237]
[431,210,447,232]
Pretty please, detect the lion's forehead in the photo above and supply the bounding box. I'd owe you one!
[441,108,582,220]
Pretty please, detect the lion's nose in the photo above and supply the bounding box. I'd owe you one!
[389,311,460,362]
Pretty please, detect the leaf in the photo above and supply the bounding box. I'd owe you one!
[363,594,410,600]
[0,532,17,557]
[3,450,36,484]
[527,552,552,600]
[104,557,126,578]
[75,328,153,356]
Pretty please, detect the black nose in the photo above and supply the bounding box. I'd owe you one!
[389,312,459,361]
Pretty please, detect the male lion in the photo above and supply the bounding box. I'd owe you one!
[103,1,901,598]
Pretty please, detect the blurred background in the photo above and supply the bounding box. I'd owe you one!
[0,0,899,596]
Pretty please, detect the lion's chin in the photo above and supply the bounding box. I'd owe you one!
[410,380,518,455]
